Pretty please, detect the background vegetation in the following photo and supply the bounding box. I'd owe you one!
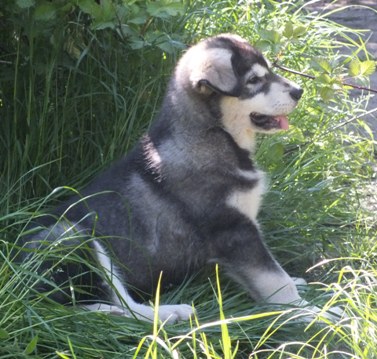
[0,0,376,357]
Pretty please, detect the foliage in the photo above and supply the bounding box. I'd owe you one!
[2,0,186,51]
[1,0,377,358]
[0,0,190,207]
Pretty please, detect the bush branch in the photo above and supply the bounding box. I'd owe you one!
[273,61,377,94]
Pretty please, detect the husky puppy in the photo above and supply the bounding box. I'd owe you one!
[22,34,338,323]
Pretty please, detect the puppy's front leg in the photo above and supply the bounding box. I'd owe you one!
[211,216,302,305]
[212,218,345,321]
[226,256,302,305]
[245,266,302,305]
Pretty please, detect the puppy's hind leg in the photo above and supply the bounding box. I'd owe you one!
[91,241,193,323]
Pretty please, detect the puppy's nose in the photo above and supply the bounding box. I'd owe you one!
[290,88,303,101]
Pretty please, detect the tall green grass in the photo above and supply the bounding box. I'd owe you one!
[1,0,377,357]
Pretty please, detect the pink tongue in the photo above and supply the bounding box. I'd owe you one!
[276,116,289,130]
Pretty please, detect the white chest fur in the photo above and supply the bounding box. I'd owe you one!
[227,169,266,222]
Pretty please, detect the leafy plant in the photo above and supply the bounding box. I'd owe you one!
[1,0,377,358]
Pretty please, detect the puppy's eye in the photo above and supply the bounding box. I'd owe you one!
[247,77,261,85]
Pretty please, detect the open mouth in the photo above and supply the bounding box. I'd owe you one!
[249,113,289,131]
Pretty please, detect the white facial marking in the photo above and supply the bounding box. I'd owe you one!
[221,78,300,148]
[221,96,256,151]
[248,82,297,116]
[251,63,269,77]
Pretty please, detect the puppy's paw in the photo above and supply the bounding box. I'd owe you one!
[158,304,194,324]
[294,299,347,323]
[129,303,194,324]
[83,302,194,324]
[292,277,308,286]
[317,305,347,322]
[82,303,126,316]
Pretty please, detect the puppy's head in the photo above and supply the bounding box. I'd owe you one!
[176,34,303,150]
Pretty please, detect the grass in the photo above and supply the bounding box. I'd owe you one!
[1,0,377,357]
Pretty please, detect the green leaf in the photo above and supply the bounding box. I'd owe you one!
[349,59,375,77]
[359,60,376,76]
[313,57,332,73]
[130,40,147,50]
[317,73,332,84]
[128,15,148,25]
[320,86,334,102]
[16,0,35,9]
[260,29,281,44]
[293,25,307,38]
[157,41,175,54]
[146,2,184,19]
[101,0,114,18]
[34,2,57,21]
[349,59,361,77]
[0,328,10,340]
[24,334,38,355]
[255,39,272,52]
[283,22,293,38]
[77,0,101,19]
[89,0,116,29]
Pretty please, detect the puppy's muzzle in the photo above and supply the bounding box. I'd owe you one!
[290,88,304,101]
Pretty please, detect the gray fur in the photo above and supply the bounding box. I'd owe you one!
[21,34,309,321]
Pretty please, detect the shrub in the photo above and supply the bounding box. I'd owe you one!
[0,0,376,358]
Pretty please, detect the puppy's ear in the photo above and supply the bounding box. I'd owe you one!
[189,48,239,96]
